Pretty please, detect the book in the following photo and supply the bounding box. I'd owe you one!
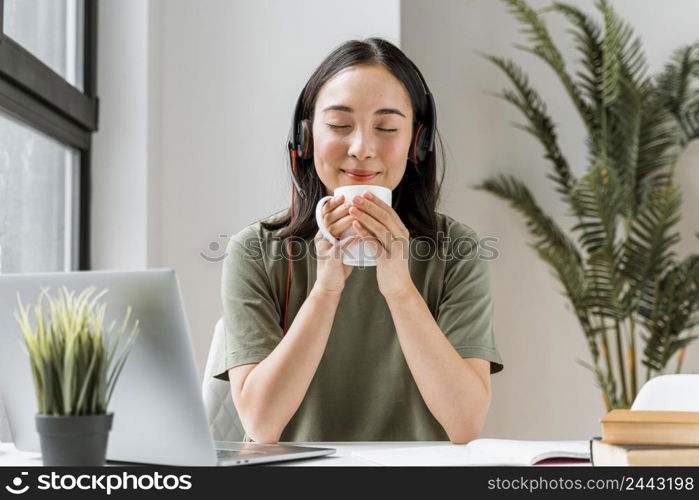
[590,437,699,466]
[600,409,699,446]
[351,439,590,466]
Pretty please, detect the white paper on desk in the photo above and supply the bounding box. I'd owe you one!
[352,439,590,466]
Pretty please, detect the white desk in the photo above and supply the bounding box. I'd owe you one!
[0,442,42,467]
[0,441,590,467]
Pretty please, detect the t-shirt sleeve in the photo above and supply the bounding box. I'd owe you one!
[436,229,504,374]
[212,232,283,381]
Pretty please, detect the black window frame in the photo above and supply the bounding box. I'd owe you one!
[0,0,98,270]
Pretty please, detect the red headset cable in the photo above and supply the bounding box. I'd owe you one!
[282,150,298,337]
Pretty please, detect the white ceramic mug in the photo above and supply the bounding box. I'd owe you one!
[315,185,392,267]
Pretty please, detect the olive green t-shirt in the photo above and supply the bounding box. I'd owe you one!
[212,209,504,441]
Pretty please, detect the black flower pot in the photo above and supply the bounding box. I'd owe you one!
[35,413,113,466]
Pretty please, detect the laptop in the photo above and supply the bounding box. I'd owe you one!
[0,269,335,466]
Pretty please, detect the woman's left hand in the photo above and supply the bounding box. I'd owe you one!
[348,191,413,298]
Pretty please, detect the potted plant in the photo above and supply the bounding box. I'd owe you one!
[478,0,699,410]
[14,286,139,466]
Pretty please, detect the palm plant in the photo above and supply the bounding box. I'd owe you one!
[477,0,699,410]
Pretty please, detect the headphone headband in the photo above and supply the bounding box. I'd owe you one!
[407,60,437,158]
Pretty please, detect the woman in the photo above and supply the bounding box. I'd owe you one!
[213,38,503,444]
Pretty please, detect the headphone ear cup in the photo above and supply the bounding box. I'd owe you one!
[410,123,428,164]
[297,119,314,159]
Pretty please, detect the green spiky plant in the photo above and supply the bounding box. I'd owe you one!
[14,286,140,416]
[477,0,699,410]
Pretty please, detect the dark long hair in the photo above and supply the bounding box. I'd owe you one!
[262,37,447,244]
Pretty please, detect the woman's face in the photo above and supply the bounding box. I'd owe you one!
[312,64,414,196]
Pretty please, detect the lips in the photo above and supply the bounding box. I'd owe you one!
[342,169,378,181]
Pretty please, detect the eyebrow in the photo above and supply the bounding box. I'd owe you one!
[321,104,407,118]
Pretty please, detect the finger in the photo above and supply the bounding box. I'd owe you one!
[332,213,357,235]
[322,196,352,238]
[349,206,392,251]
[323,195,351,221]
[358,192,395,219]
[315,228,356,250]
[350,193,402,237]
[351,220,382,256]
[361,192,408,240]
[322,194,344,215]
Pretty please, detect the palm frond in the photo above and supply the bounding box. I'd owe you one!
[571,162,628,322]
[654,42,699,146]
[549,2,604,152]
[484,55,576,196]
[501,0,597,135]
[598,0,649,97]
[596,0,652,202]
[641,255,699,371]
[599,0,621,106]
[476,174,600,348]
[634,96,681,205]
[606,77,642,200]
[621,184,682,311]
[476,174,580,261]
[678,106,699,145]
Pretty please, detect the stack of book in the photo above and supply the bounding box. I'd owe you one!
[591,409,699,466]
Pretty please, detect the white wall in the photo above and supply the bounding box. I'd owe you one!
[402,0,699,440]
[92,0,151,270]
[93,0,699,441]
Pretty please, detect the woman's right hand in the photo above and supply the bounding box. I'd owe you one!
[314,194,360,296]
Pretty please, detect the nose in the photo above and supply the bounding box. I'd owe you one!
[346,126,376,161]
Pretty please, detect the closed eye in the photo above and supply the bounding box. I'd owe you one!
[326,124,398,133]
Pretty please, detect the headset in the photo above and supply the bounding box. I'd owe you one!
[281,62,437,336]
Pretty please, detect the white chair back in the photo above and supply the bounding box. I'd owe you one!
[202,318,246,441]
[631,374,699,411]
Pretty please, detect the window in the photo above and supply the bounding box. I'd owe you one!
[3,0,85,90]
[0,0,97,273]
